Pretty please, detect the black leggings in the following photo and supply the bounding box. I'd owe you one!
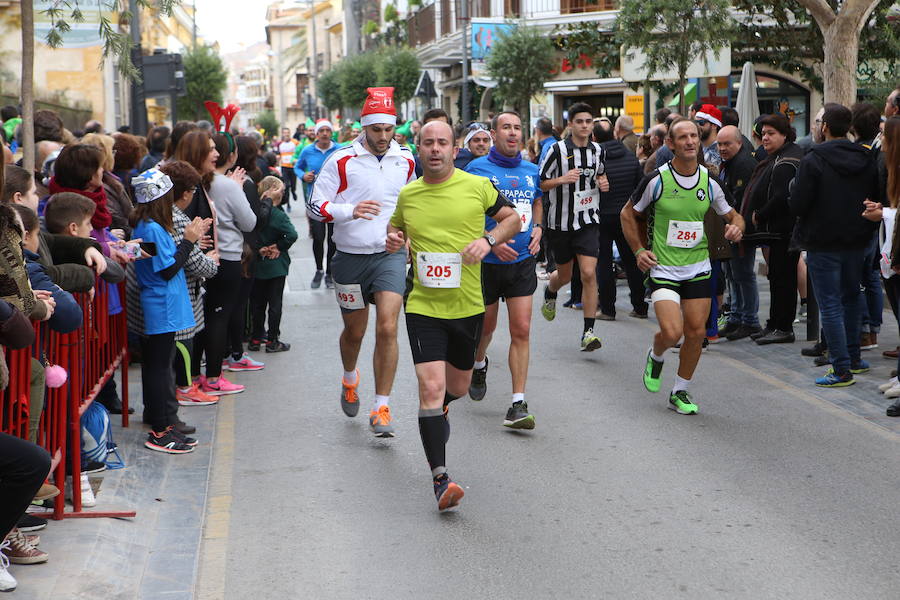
[281,167,297,205]
[228,276,254,359]
[310,220,335,273]
[0,433,50,539]
[200,259,243,379]
[174,337,200,388]
[141,332,178,431]
[251,276,286,340]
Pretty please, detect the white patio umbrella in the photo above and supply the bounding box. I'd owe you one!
[735,61,760,141]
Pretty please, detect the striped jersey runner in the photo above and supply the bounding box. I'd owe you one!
[538,137,607,231]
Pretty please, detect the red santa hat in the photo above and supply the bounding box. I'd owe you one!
[695,104,723,128]
[360,87,397,127]
[314,118,334,134]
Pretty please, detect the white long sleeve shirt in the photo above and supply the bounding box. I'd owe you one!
[307,138,416,254]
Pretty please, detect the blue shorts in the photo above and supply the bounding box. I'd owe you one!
[331,250,407,313]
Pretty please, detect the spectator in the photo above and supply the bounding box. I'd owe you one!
[688,100,703,121]
[80,133,133,239]
[165,120,198,161]
[614,114,639,155]
[141,126,170,171]
[31,109,64,144]
[879,116,900,413]
[1,106,21,144]
[173,130,216,222]
[790,103,879,386]
[422,108,452,126]
[112,133,143,204]
[83,120,104,134]
[720,107,739,128]
[654,113,681,168]
[694,104,722,168]
[741,112,804,345]
[654,107,671,125]
[534,117,557,167]
[644,125,667,175]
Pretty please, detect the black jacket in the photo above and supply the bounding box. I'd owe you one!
[454,148,475,171]
[718,144,757,210]
[741,141,804,240]
[599,139,642,217]
[789,139,879,251]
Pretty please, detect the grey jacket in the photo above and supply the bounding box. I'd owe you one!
[208,174,257,261]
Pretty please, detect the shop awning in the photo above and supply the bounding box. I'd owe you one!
[667,82,697,107]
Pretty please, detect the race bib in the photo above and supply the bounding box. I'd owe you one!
[516,202,532,232]
[666,220,704,248]
[417,252,462,288]
[574,188,599,212]
[335,283,365,310]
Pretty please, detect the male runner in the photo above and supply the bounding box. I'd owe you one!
[465,111,542,429]
[538,102,609,351]
[386,121,520,510]
[307,88,415,437]
[621,118,744,415]
[277,128,298,209]
[298,119,340,289]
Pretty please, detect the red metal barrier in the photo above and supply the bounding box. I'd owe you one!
[2,280,134,520]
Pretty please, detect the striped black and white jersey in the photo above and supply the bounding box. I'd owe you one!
[538,137,606,231]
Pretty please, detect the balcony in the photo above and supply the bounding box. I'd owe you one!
[523,0,617,19]
[407,3,436,47]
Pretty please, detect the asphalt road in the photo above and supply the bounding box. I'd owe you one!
[197,224,900,600]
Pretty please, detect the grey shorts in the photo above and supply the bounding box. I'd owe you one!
[331,250,407,313]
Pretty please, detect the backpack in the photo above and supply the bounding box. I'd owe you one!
[81,401,125,469]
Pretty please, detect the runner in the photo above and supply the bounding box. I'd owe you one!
[386,120,520,510]
[297,119,340,289]
[465,111,541,429]
[621,118,745,415]
[307,88,414,437]
[538,102,609,351]
[277,128,298,210]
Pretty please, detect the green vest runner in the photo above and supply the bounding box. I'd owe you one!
[648,163,711,273]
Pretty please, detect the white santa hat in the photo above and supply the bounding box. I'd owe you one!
[360,87,397,127]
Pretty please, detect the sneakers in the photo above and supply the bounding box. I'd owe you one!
[433,473,464,511]
[145,428,195,454]
[861,332,878,350]
[643,350,664,393]
[324,273,334,289]
[887,399,900,417]
[594,311,615,321]
[540,287,556,321]
[65,473,96,508]
[469,357,488,401]
[34,483,60,502]
[727,324,762,341]
[749,326,773,341]
[717,321,740,339]
[368,405,395,437]
[247,338,265,351]
[0,541,15,591]
[755,329,795,345]
[201,375,245,396]
[628,310,648,319]
[503,401,535,429]
[580,329,602,352]
[801,341,827,357]
[311,270,324,289]
[169,426,198,447]
[16,515,46,532]
[82,460,107,474]
[265,339,291,353]
[2,529,48,565]
[879,377,898,393]
[177,383,219,406]
[340,370,360,417]
[826,360,870,375]
[884,385,900,399]
[225,353,265,372]
[816,371,854,387]
[668,390,698,415]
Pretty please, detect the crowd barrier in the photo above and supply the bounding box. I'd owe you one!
[1,280,135,520]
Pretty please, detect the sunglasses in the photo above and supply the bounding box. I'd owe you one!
[467,122,488,131]
[695,120,710,126]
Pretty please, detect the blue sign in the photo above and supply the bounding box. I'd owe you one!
[471,22,515,61]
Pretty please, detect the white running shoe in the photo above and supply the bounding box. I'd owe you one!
[879,377,898,393]
[65,473,96,508]
[0,541,16,591]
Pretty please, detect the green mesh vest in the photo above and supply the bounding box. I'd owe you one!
[648,164,711,274]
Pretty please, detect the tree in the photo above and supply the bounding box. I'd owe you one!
[788,0,884,105]
[616,0,733,116]
[338,52,379,108]
[177,44,228,122]
[375,47,420,105]
[317,63,345,111]
[486,22,556,125]
[255,110,279,139]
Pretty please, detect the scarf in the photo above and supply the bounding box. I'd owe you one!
[48,177,113,229]
[488,146,521,169]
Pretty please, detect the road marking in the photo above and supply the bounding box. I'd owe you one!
[195,396,236,600]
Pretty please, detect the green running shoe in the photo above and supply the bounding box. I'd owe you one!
[643,350,664,393]
[580,329,602,352]
[668,390,698,415]
[541,298,556,321]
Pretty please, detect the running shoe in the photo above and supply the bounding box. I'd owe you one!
[580,329,602,352]
[247,339,265,351]
[469,357,489,401]
[503,401,535,429]
[177,384,219,406]
[324,273,335,289]
[16,515,46,532]
[0,540,15,591]
[826,360,870,375]
[225,353,265,372]
[169,426,198,447]
[668,390,698,415]
[433,473,464,511]
[540,286,556,321]
[201,375,245,396]
[145,428,195,454]
[368,405,395,437]
[716,313,730,331]
[265,339,291,353]
[311,270,324,289]
[816,371,854,387]
[340,370,360,417]
[643,350,664,393]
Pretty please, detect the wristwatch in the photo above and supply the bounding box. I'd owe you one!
[483,233,496,247]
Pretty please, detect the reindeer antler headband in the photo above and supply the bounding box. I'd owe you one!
[204,101,242,153]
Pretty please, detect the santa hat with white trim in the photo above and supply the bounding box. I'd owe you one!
[360,87,397,127]
[695,104,723,128]
[314,118,334,134]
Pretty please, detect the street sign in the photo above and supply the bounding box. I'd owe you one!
[142,53,186,96]
[625,95,644,133]
[621,45,731,83]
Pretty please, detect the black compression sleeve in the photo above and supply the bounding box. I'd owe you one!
[159,239,195,281]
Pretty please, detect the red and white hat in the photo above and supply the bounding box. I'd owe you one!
[695,104,723,128]
[314,118,334,134]
[360,87,397,127]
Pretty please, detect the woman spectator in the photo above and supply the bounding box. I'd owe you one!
[165,120,198,162]
[878,117,900,415]
[80,133,133,239]
[740,113,804,345]
[173,130,217,223]
[112,133,143,204]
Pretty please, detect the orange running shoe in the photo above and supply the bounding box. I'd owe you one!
[340,370,360,417]
[368,405,395,437]
[177,384,219,406]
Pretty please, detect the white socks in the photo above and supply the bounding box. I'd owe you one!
[512,392,525,404]
[650,348,665,363]
[473,358,487,370]
[343,370,358,385]
[374,395,390,409]
[672,375,691,393]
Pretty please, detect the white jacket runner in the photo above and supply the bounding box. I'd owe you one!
[307,137,416,254]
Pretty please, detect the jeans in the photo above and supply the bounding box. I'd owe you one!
[727,245,760,327]
[860,237,883,334]
[0,433,50,539]
[806,250,865,375]
[597,218,647,316]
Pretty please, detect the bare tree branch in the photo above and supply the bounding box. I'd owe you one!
[793,0,835,29]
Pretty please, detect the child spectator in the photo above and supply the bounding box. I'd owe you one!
[129,168,211,453]
[250,176,297,352]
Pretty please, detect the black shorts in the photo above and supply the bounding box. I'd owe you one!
[482,256,538,306]
[545,225,599,265]
[405,313,484,371]
[648,272,711,301]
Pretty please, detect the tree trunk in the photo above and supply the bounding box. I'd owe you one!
[821,17,860,106]
[677,73,687,117]
[20,0,35,172]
